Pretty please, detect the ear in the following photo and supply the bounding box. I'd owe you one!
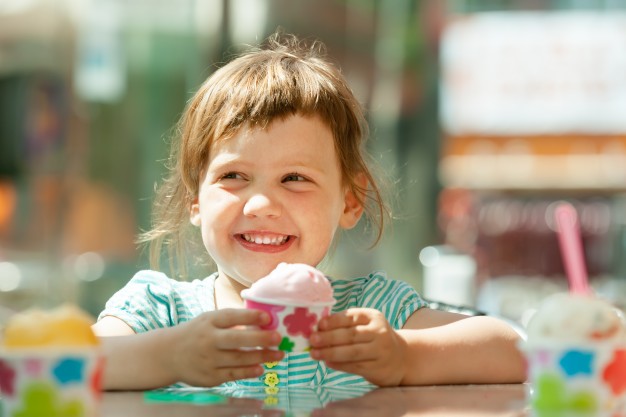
[339,173,366,230]
[190,198,201,227]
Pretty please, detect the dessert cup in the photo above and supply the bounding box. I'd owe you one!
[243,295,335,353]
[0,347,104,417]
[521,340,626,414]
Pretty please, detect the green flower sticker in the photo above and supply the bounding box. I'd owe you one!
[532,373,597,413]
[278,337,295,352]
[12,381,85,417]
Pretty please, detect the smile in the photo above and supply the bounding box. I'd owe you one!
[240,233,290,245]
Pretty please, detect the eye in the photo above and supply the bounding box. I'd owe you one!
[282,173,307,182]
[220,172,244,180]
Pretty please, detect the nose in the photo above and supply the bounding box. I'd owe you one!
[243,193,282,218]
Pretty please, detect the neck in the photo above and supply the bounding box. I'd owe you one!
[215,273,246,309]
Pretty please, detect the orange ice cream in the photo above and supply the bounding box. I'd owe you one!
[3,304,100,348]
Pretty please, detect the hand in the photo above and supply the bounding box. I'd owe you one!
[309,308,407,387]
[167,309,284,387]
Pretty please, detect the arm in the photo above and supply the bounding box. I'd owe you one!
[398,308,526,385]
[310,308,526,387]
[95,319,185,390]
[93,312,284,390]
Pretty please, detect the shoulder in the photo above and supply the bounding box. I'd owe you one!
[125,270,214,293]
[99,270,217,330]
[127,270,217,304]
[330,271,428,329]
[331,271,420,303]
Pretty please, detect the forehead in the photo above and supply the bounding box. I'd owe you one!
[210,114,338,160]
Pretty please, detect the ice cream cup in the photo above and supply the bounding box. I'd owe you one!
[242,294,335,353]
[0,347,104,417]
[520,340,626,414]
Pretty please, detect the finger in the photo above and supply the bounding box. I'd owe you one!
[310,326,373,348]
[216,328,282,349]
[310,342,377,363]
[215,349,284,368]
[211,309,271,328]
[317,309,372,331]
[211,364,266,384]
[322,358,377,377]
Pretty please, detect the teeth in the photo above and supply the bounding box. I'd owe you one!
[242,234,288,245]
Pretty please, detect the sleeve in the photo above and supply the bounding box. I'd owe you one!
[356,272,428,330]
[97,270,178,333]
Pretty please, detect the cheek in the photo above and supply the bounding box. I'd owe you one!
[309,210,343,245]
[198,191,239,230]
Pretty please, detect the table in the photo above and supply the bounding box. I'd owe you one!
[101,384,530,416]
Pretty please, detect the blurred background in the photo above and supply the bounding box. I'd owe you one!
[2,0,626,327]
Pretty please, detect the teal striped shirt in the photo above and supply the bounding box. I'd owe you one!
[98,270,427,388]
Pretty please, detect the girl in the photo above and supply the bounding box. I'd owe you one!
[94,33,525,390]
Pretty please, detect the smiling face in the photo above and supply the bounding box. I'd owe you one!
[190,114,364,290]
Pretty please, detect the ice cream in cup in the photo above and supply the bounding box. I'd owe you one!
[521,203,626,414]
[521,293,626,414]
[0,305,104,417]
[242,263,336,353]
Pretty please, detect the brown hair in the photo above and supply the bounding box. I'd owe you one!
[140,32,388,277]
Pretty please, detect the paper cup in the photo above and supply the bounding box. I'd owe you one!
[243,295,335,353]
[0,348,104,417]
[521,341,626,414]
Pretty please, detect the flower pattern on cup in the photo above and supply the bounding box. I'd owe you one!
[558,350,594,377]
[91,357,105,398]
[602,349,626,395]
[278,337,295,353]
[25,358,43,377]
[533,373,597,412]
[283,307,318,338]
[0,359,16,396]
[53,357,86,385]
[244,300,285,330]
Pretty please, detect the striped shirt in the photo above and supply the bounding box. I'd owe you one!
[98,269,427,388]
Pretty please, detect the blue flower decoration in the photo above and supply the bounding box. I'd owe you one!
[52,357,85,385]
[559,350,594,377]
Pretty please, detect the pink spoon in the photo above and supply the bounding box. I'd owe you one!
[554,202,591,295]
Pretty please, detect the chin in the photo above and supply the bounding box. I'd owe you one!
[246,262,284,282]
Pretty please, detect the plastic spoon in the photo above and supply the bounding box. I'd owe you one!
[554,202,591,295]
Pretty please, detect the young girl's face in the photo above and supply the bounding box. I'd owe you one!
[190,114,363,288]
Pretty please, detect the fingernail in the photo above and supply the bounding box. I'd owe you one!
[259,312,270,324]
[250,365,263,377]
[310,334,320,345]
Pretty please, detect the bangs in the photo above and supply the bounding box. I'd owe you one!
[205,49,357,144]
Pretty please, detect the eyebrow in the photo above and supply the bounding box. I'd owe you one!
[209,154,329,175]
[206,154,247,169]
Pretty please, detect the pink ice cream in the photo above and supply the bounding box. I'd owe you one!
[242,262,335,305]
[241,263,335,352]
